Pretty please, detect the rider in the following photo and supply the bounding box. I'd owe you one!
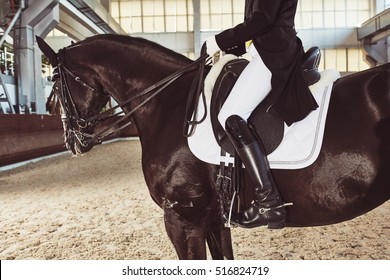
[206,0,318,229]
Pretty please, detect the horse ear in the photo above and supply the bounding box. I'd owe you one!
[36,36,58,67]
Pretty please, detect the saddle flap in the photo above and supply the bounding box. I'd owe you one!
[248,100,284,155]
[210,59,248,155]
[210,59,284,155]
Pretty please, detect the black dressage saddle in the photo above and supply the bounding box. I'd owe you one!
[210,47,321,156]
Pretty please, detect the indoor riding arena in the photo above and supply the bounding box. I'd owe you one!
[1,0,390,263]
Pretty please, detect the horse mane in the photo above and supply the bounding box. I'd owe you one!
[69,34,192,66]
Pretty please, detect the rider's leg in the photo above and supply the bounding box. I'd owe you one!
[217,45,286,229]
[218,45,272,128]
[225,115,286,229]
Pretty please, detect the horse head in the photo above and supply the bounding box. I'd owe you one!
[37,36,110,155]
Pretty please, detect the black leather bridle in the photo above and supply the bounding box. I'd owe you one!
[53,45,210,152]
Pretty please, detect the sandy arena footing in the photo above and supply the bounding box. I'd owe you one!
[0,140,389,260]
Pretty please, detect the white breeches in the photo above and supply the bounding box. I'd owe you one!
[218,45,272,129]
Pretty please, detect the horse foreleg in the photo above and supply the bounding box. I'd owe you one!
[206,220,234,260]
[164,208,208,260]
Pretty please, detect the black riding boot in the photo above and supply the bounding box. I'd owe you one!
[225,115,286,229]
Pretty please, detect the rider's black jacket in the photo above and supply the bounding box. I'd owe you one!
[215,0,318,126]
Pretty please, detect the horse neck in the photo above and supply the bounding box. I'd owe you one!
[93,38,194,141]
[79,37,189,104]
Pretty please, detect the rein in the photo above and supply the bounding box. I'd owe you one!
[55,45,210,148]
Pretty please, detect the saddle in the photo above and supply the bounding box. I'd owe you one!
[210,47,321,156]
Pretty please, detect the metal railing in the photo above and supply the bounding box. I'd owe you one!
[0,0,25,113]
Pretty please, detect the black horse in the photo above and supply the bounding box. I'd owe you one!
[37,34,390,260]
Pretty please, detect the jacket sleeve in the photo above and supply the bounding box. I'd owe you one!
[215,0,282,53]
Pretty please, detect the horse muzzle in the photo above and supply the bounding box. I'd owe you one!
[68,130,94,155]
[62,117,95,155]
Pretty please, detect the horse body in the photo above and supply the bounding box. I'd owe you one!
[283,65,390,226]
[39,34,390,259]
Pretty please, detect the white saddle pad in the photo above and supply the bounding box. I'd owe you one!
[187,60,340,169]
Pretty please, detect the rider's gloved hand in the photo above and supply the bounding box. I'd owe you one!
[206,36,220,57]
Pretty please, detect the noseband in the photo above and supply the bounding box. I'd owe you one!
[53,45,210,152]
[53,48,103,150]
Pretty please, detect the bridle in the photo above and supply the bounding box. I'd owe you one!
[53,44,210,152]
[53,47,110,151]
